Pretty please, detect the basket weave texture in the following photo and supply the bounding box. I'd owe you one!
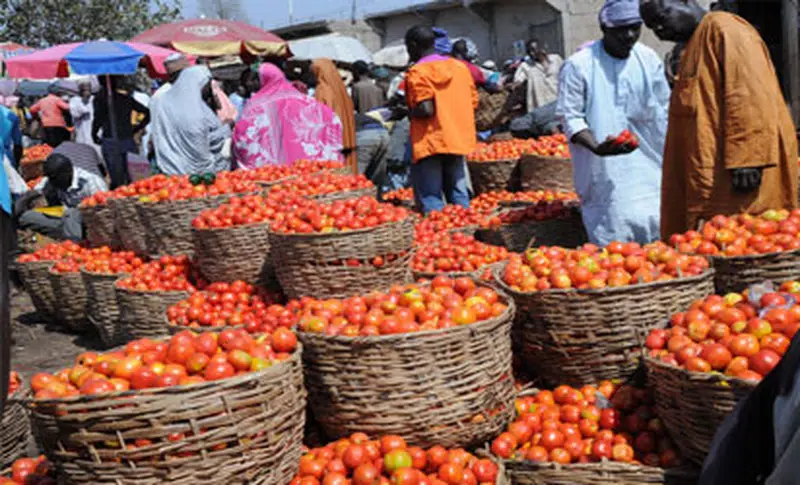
[476,211,587,252]
[27,348,307,485]
[1,388,31,470]
[109,196,149,255]
[193,222,273,286]
[17,259,56,317]
[48,269,90,332]
[519,154,574,193]
[710,249,800,294]
[467,159,520,195]
[644,356,756,467]
[81,270,128,347]
[138,196,232,258]
[81,204,118,249]
[494,265,716,387]
[116,286,190,339]
[503,459,698,485]
[310,186,376,204]
[300,285,516,448]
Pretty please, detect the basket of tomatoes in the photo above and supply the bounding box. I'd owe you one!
[467,141,531,195]
[114,256,200,339]
[81,251,145,347]
[20,145,53,181]
[270,172,377,204]
[494,242,715,387]
[669,210,800,294]
[1,456,55,485]
[642,283,799,466]
[298,277,516,448]
[48,257,94,332]
[518,135,573,193]
[413,205,488,246]
[79,191,120,249]
[107,175,175,255]
[411,232,510,281]
[490,383,696,485]
[15,241,87,319]
[25,328,305,485]
[291,433,509,485]
[1,373,31,470]
[269,197,414,299]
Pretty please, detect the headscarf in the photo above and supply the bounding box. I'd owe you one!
[433,27,452,55]
[151,66,231,175]
[164,53,190,75]
[312,58,356,171]
[256,63,295,98]
[598,0,642,28]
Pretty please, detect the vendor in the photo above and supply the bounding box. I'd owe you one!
[15,153,107,241]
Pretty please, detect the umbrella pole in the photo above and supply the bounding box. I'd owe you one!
[105,75,118,140]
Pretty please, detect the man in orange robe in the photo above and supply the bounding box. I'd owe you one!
[641,0,798,239]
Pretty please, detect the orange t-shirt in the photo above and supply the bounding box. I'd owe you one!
[30,94,69,128]
[406,56,478,162]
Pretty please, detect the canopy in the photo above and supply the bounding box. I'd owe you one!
[289,34,372,64]
[133,19,290,58]
[5,40,181,79]
[0,42,34,60]
[372,42,409,68]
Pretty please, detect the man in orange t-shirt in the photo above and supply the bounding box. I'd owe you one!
[404,25,478,214]
[30,87,70,147]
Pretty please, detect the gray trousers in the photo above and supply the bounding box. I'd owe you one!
[18,208,83,241]
[356,128,390,193]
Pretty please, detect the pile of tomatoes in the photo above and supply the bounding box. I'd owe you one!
[526,134,570,158]
[21,145,52,164]
[115,255,201,292]
[383,187,414,203]
[30,327,298,399]
[297,276,507,336]
[270,196,409,234]
[246,160,347,184]
[414,206,486,245]
[0,456,54,485]
[645,283,800,381]
[412,233,509,274]
[138,172,258,203]
[17,241,86,263]
[49,246,115,274]
[271,173,374,199]
[497,199,578,225]
[502,241,710,292]
[291,433,500,485]
[191,193,309,229]
[470,190,578,214]
[83,250,145,275]
[491,382,681,468]
[167,280,295,333]
[669,210,800,257]
[326,252,410,269]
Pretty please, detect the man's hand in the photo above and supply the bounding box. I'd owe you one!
[731,168,763,193]
[593,137,637,157]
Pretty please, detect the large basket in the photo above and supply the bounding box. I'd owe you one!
[193,222,273,287]
[138,196,231,258]
[494,266,716,387]
[16,259,56,318]
[502,459,697,485]
[116,286,191,339]
[476,211,588,252]
[81,203,118,249]
[1,386,31,470]
[300,284,516,448]
[519,154,574,193]
[109,196,148,256]
[81,270,128,347]
[645,356,756,467]
[48,269,90,332]
[310,186,376,204]
[467,159,520,195]
[710,249,800,294]
[26,349,306,485]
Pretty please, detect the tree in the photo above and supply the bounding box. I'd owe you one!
[198,0,247,23]
[0,0,182,47]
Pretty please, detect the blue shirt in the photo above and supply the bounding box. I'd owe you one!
[0,106,18,214]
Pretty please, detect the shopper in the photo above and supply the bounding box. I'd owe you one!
[312,59,356,171]
[351,60,385,114]
[30,86,70,147]
[513,38,563,112]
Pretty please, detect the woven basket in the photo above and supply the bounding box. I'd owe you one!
[502,459,698,485]
[476,211,588,252]
[255,175,297,191]
[494,265,716,387]
[519,154,574,193]
[138,195,231,258]
[412,262,505,282]
[276,252,413,300]
[26,349,306,485]
[645,356,756,467]
[300,284,516,448]
[116,286,191,339]
[81,203,118,249]
[48,269,90,332]
[109,196,148,256]
[467,159,520,195]
[21,159,45,181]
[710,249,800,294]
[81,270,128,347]
[16,259,56,318]
[310,186,376,204]
[193,222,273,287]
[1,386,31,470]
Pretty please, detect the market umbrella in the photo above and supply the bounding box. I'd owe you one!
[289,34,372,64]
[372,41,409,68]
[133,19,290,58]
[0,42,34,60]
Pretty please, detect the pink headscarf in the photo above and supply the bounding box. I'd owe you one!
[255,63,297,98]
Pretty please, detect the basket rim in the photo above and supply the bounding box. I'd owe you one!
[24,345,301,407]
[307,185,375,199]
[707,246,800,262]
[47,267,81,277]
[113,283,193,295]
[136,190,257,207]
[412,261,506,280]
[519,153,571,162]
[254,174,298,187]
[492,261,715,297]
[643,353,759,388]
[191,219,272,233]
[13,258,56,268]
[466,158,519,164]
[79,267,130,279]
[268,215,414,240]
[164,314,251,334]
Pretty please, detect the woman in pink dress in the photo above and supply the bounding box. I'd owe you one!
[233,63,344,169]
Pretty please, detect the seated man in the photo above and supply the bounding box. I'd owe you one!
[15,153,107,241]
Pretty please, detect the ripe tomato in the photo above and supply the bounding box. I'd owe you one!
[437,463,464,485]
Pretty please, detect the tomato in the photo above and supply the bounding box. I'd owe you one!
[749,349,781,376]
[539,430,565,451]
[380,435,407,454]
[392,468,421,485]
[470,459,497,483]
[353,463,380,485]
[384,450,413,473]
[204,361,235,381]
[591,440,613,461]
[437,463,464,485]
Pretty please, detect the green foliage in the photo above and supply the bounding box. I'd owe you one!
[0,0,183,47]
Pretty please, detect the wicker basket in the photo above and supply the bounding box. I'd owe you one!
[108,196,148,256]
[519,154,574,193]
[81,203,118,249]
[26,348,306,485]
[21,159,45,181]
[300,284,516,448]
[193,222,273,287]
[310,186,376,204]
[116,286,191,339]
[494,266,716,387]
[138,196,231,258]
[476,211,588,252]
[81,270,128,347]
[48,269,90,332]
[710,249,800,294]
[16,259,56,318]
[645,356,756,467]
[502,459,698,485]
[1,386,31,470]
[467,159,520,195]
[412,262,504,282]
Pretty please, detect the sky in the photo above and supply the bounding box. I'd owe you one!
[180,0,430,29]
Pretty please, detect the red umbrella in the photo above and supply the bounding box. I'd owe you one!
[132,19,290,58]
